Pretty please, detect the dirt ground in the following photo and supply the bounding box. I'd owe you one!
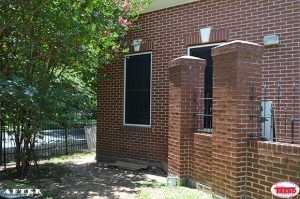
[0,152,167,199]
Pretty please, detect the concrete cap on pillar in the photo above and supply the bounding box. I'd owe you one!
[169,56,206,68]
[172,55,204,61]
[212,40,263,57]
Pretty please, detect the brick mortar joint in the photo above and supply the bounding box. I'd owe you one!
[251,140,300,154]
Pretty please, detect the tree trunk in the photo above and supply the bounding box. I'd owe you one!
[14,130,22,171]
[29,135,39,170]
[15,145,21,170]
[20,138,30,176]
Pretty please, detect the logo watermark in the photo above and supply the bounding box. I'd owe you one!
[0,187,42,198]
[271,182,299,198]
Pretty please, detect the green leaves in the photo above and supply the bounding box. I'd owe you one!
[0,0,149,150]
[1,0,154,174]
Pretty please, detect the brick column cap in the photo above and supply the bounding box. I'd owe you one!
[169,56,206,68]
[212,40,263,57]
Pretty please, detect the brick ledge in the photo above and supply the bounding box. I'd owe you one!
[120,125,152,132]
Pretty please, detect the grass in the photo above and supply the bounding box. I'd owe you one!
[0,180,35,190]
[0,151,92,182]
[40,151,94,163]
[136,182,213,199]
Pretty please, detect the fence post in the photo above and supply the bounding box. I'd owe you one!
[211,41,263,198]
[168,56,206,182]
[291,119,294,144]
[1,101,6,169]
[1,112,6,170]
[64,129,68,155]
[0,111,2,166]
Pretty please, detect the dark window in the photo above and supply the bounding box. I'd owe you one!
[124,53,151,126]
[190,46,214,129]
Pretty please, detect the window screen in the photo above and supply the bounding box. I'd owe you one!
[124,53,151,126]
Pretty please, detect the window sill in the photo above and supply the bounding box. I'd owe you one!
[121,125,152,132]
[193,128,213,134]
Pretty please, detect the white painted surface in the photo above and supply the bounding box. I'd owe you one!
[144,0,199,13]
[84,126,96,151]
[173,55,204,60]
[214,40,261,48]
[200,27,212,43]
[261,101,273,141]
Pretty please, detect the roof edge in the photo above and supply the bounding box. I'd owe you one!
[143,0,199,13]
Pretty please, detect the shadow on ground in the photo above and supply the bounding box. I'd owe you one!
[0,156,166,199]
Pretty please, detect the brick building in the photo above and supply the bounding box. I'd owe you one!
[97,0,300,198]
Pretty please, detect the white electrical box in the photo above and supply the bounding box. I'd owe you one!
[263,34,280,46]
[261,101,273,141]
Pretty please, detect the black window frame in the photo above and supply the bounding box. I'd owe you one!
[123,52,152,127]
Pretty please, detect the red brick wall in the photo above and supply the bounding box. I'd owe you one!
[97,59,166,162]
[168,57,206,178]
[190,133,212,186]
[97,0,300,163]
[97,1,300,198]
[247,140,300,198]
[188,132,300,199]
[210,41,264,198]
[173,41,300,199]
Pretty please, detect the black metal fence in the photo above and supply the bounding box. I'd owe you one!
[193,91,213,133]
[250,80,299,144]
[193,80,300,144]
[0,123,94,169]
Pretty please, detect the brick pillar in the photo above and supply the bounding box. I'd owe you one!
[211,41,263,198]
[168,56,206,181]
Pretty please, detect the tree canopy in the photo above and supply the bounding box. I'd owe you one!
[0,0,149,174]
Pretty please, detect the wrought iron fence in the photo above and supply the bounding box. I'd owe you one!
[193,91,213,133]
[250,80,299,144]
[193,80,299,144]
[0,121,96,169]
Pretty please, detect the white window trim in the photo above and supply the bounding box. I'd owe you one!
[123,51,152,128]
[187,42,225,55]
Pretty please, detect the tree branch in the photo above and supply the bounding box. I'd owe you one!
[1,0,53,34]
[31,0,52,18]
